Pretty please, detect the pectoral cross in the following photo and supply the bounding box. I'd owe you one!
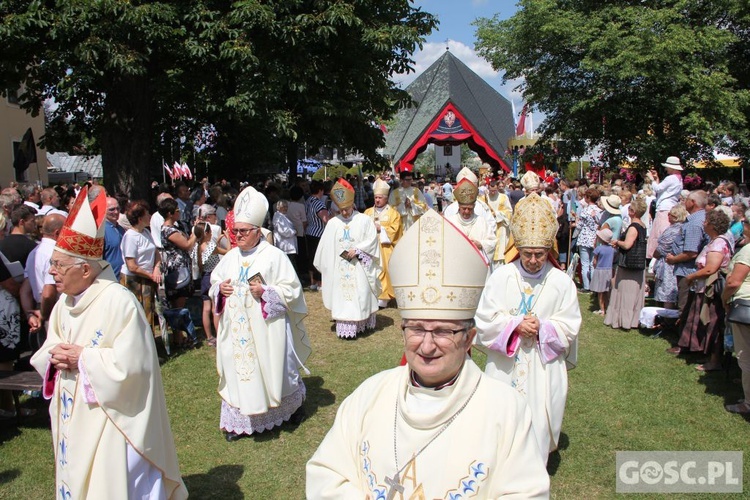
[385,472,404,500]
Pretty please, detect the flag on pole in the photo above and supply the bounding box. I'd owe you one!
[173,162,183,179]
[163,163,174,179]
[181,162,192,180]
[13,127,37,174]
[516,103,528,136]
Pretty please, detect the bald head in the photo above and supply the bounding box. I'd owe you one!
[156,192,173,205]
[42,213,66,239]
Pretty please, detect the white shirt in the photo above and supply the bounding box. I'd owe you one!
[120,229,158,276]
[150,211,165,249]
[24,237,56,303]
[653,174,683,211]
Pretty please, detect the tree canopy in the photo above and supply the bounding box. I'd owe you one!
[0,1,436,197]
[474,0,750,169]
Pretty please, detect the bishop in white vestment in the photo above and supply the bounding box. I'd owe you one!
[445,173,496,261]
[307,210,549,498]
[210,186,311,440]
[388,171,428,231]
[475,193,581,462]
[30,187,187,499]
[315,179,381,338]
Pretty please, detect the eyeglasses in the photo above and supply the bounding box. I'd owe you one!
[231,227,260,236]
[48,259,84,274]
[402,326,467,345]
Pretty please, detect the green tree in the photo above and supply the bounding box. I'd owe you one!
[474,0,750,169]
[0,1,435,198]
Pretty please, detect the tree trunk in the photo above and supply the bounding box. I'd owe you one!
[100,75,154,201]
[286,140,298,184]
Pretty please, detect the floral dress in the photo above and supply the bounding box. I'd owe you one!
[653,223,682,303]
[161,224,194,299]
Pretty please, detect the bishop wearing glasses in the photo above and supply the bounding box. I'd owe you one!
[210,186,312,441]
[306,209,549,498]
[475,192,581,463]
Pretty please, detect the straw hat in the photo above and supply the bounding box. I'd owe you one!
[661,156,683,171]
[601,194,621,215]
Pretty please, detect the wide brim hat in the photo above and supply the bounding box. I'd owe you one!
[55,186,109,265]
[596,227,613,243]
[510,193,558,249]
[390,209,489,320]
[330,178,355,209]
[601,194,621,215]
[233,186,268,227]
[661,156,683,171]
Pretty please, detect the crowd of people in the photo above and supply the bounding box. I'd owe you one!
[2,153,748,497]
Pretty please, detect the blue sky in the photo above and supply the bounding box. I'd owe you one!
[395,0,531,128]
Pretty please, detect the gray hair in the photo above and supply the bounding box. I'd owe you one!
[275,199,288,211]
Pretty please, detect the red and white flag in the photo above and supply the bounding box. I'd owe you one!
[173,161,183,179]
[516,103,528,136]
[181,162,192,180]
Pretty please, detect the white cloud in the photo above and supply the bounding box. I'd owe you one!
[392,40,538,128]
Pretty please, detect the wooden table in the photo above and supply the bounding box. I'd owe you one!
[0,370,43,425]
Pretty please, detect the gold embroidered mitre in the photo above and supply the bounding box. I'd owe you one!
[511,193,558,249]
[373,178,390,196]
[389,209,489,320]
[520,170,540,191]
[331,178,355,209]
[55,186,107,263]
[453,178,478,205]
[234,185,269,226]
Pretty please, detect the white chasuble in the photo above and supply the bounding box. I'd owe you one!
[445,213,497,262]
[475,261,581,459]
[30,267,187,500]
[306,361,550,499]
[210,241,311,416]
[314,212,381,321]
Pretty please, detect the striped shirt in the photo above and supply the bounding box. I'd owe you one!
[305,196,327,237]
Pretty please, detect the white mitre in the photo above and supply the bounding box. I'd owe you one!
[373,178,390,196]
[456,167,478,185]
[233,185,268,226]
[390,209,489,320]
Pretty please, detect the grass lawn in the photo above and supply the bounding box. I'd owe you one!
[1,291,749,498]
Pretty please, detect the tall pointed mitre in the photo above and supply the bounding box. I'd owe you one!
[330,178,355,209]
[55,186,108,263]
[511,192,558,249]
[390,209,489,320]
[373,178,390,196]
[233,185,268,226]
[520,170,540,191]
[456,166,478,185]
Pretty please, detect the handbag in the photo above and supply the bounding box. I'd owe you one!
[164,263,192,290]
[726,298,750,325]
[618,224,647,270]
